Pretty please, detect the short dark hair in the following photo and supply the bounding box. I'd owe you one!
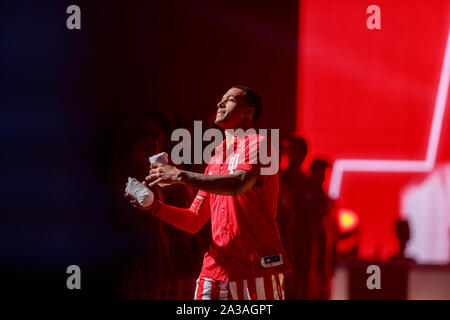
[232,85,262,121]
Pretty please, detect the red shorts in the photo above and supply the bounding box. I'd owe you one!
[194,273,285,300]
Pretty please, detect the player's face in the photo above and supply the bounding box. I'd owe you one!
[215,87,251,129]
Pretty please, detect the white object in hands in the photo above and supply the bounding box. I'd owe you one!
[125,177,154,207]
[149,152,170,187]
[149,152,169,165]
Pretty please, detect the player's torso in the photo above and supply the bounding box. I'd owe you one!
[200,134,292,280]
[206,138,282,257]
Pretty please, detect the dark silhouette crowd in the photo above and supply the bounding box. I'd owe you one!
[277,136,338,300]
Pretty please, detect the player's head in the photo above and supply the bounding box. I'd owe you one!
[215,85,262,129]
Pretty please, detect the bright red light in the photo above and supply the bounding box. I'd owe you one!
[338,208,360,233]
[297,0,450,260]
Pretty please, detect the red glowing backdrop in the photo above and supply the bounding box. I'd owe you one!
[297,0,450,260]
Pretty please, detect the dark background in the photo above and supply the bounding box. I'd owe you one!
[1,0,297,299]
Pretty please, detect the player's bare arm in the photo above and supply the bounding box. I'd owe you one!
[145,162,258,196]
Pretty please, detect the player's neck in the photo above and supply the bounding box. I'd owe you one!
[224,121,255,148]
[224,130,236,150]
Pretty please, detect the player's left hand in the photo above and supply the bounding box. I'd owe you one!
[145,162,181,187]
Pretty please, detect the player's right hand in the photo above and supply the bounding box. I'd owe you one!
[124,181,150,211]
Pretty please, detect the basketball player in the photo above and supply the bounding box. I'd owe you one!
[125,85,291,300]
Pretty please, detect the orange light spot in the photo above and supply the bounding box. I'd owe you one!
[338,208,359,233]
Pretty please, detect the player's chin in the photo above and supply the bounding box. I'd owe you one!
[214,114,227,125]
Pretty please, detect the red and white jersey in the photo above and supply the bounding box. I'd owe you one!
[198,133,292,281]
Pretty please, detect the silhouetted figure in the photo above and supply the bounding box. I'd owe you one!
[113,122,162,299]
[391,220,414,261]
[381,220,415,299]
[307,159,337,299]
[113,111,207,299]
[277,136,311,299]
